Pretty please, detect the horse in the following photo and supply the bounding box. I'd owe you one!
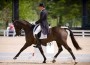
[13,20,81,63]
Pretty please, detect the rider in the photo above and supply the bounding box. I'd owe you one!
[33,3,49,48]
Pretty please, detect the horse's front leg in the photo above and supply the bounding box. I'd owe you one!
[38,46,46,63]
[52,46,63,63]
[13,43,29,59]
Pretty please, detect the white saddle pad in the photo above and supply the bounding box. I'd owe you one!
[33,32,47,39]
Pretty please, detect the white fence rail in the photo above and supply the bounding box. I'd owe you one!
[0,29,90,37]
[0,30,15,37]
[72,30,90,37]
[0,29,25,37]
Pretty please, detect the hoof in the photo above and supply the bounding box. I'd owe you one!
[52,60,56,63]
[73,60,78,65]
[13,57,17,60]
[43,61,46,63]
[74,61,78,65]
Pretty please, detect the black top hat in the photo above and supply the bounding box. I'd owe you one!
[38,3,45,7]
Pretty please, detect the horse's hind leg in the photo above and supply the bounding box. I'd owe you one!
[52,43,63,63]
[13,43,29,59]
[63,43,76,63]
[38,46,46,63]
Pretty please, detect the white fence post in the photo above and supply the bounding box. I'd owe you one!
[4,30,6,37]
[82,30,84,38]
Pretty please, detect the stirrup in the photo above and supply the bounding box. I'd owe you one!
[33,45,41,48]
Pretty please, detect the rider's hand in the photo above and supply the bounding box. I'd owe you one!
[35,21,39,24]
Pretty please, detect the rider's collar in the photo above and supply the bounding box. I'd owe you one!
[41,8,45,12]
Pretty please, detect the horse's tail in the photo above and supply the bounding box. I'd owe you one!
[67,28,82,50]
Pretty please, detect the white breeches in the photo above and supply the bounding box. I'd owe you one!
[33,24,41,35]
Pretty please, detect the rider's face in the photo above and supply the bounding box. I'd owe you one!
[38,6,43,11]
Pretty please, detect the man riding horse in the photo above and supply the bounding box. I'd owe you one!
[33,3,49,48]
[13,3,81,63]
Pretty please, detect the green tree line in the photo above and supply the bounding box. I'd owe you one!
[0,0,90,29]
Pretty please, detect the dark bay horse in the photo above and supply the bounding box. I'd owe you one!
[13,20,81,63]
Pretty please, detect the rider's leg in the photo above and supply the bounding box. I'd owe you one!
[33,24,41,48]
[34,34,41,48]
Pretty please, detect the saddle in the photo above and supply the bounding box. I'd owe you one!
[32,24,51,39]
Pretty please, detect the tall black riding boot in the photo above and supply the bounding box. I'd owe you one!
[34,34,41,48]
